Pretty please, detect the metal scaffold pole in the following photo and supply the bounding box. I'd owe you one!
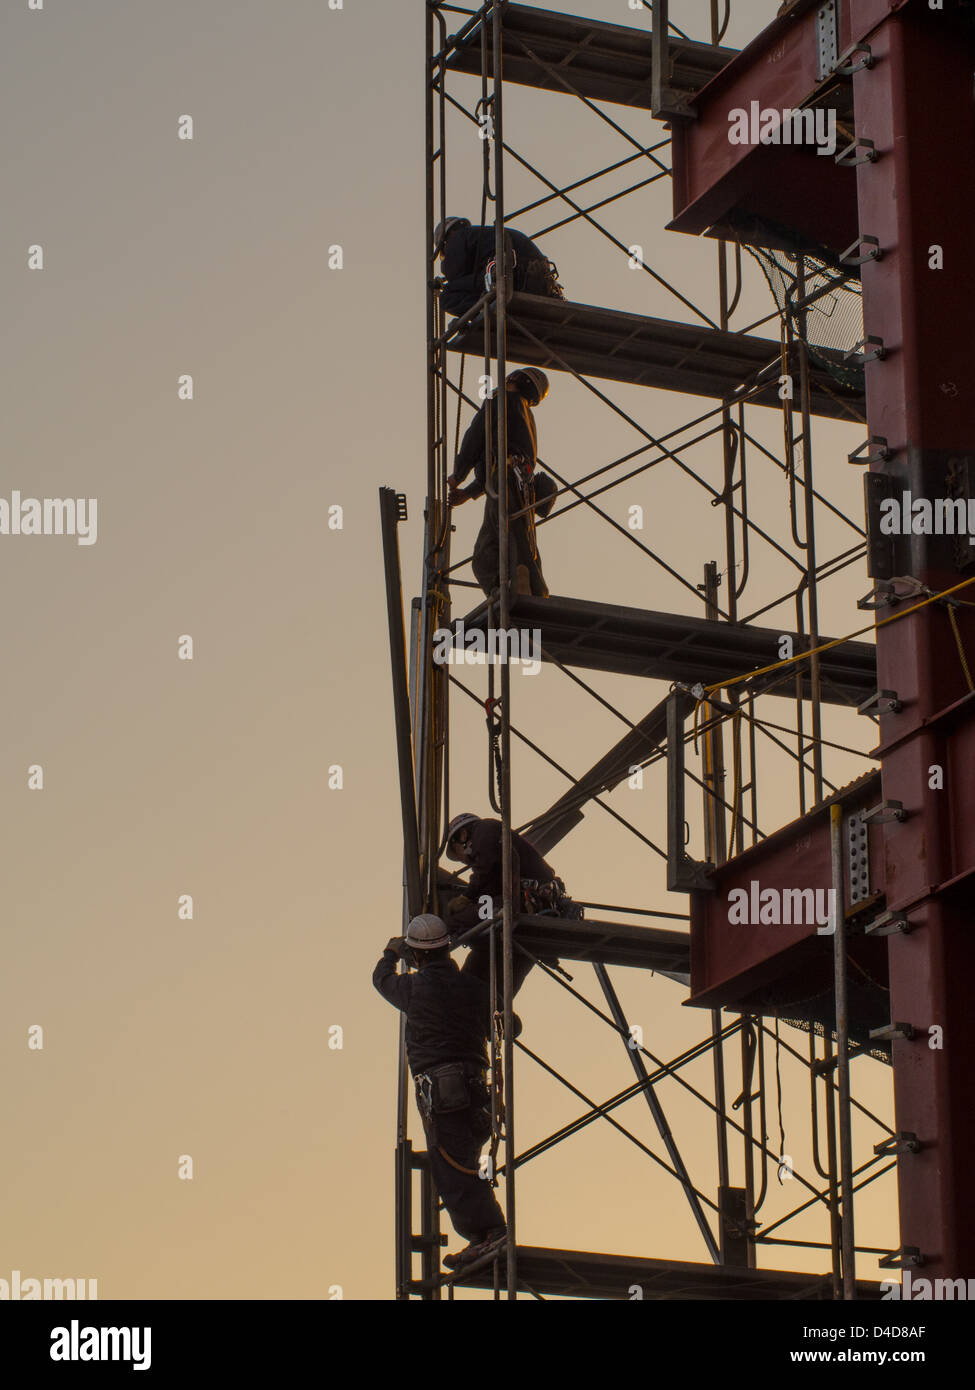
[489,0,518,1303]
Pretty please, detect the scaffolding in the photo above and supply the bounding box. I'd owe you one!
[380,0,902,1301]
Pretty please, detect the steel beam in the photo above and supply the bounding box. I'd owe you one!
[686,771,890,1046]
[513,914,689,974]
[595,963,720,1263]
[668,0,862,254]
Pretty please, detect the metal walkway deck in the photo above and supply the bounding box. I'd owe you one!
[451,1245,886,1300]
[458,594,876,701]
[444,3,735,112]
[514,913,689,974]
[449,295,865,421]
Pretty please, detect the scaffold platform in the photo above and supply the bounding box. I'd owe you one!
[449,295,865,421]
[457,594,876,702]
[512,913,689,973]
[451,1245,886,1300]
[444,3,736,111]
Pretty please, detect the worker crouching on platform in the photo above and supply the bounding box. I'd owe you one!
[435,215,565,318]
[448,367,557,601]
[373,915,507,1271]
[439,811,573,987]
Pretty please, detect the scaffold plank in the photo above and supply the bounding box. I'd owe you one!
[456,595,876,703]
[449,295,864,421]
[453,1245,887,1299]
[443,4,735,111]
[514,913,688,974]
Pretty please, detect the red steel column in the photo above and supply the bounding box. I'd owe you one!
[854,0,975,1277]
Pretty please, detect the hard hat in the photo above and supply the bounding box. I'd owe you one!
[434,216,470,251]
[508,368,549,405]
[405,914,452,951]
[444,811,480,860]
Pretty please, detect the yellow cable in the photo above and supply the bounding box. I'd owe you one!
[947,605,975,693]
[701,574,975,696]
[728,709,743,853]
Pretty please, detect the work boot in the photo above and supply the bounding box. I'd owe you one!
[444,1229,507,1270]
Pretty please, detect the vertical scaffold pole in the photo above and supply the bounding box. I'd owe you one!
[830,803,855,1298]
[490,0,517,1302]
[701,562,732,1258]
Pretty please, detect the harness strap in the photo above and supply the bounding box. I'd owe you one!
[437,1144,480,1177]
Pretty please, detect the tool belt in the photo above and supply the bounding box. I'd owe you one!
[509,454,535,502]
[520,256,566,300]
[414,1061,487,1121]
[521,875,569,915]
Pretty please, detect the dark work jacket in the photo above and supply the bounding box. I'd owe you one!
[461,819,556,913]
[442,225,548,317]
[372,953,490,1077]
[453,387,537,500]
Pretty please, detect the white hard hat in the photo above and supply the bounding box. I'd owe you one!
[405,914,451,951]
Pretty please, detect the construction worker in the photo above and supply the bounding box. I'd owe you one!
[373,915,506,1270]
[440,810,570,985]
[448,367,551,600]
[435,216,565,318]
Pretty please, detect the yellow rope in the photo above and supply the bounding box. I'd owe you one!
[947,605,975,693]
[728,709,743,853]
[700,574,975,696]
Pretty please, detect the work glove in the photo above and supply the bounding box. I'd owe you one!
[447,476,469,507]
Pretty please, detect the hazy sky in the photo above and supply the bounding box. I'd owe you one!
[1,0,893,1300]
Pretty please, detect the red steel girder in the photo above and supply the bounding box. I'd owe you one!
[853,0,975,1280]
[669,0,975,1279]
[668,0,910,254]
[686,773,889,1040]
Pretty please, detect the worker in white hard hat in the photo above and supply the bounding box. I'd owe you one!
[434,216,565,317]
[448,367,553,599]
[373,915,506,1270]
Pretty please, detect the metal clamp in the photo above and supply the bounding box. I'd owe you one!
[857,576,927,611]
[869,1021,916,1042]
[879,1246,924,1269]
[857,582,898,611]
[848,434,890,465]
[864,911,911,938]
[835,136,878,167]
[860,799,907,825]
[874,1132,921,1157]
[840,234,882,268]
[856,583,895,611]
[835,42,875,76]
[845,335,886,365]
[856,689,902,715]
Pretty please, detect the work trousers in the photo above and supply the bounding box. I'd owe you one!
[423,1104,505,1244]
[445,893,535,995]
[472,459,549,599]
